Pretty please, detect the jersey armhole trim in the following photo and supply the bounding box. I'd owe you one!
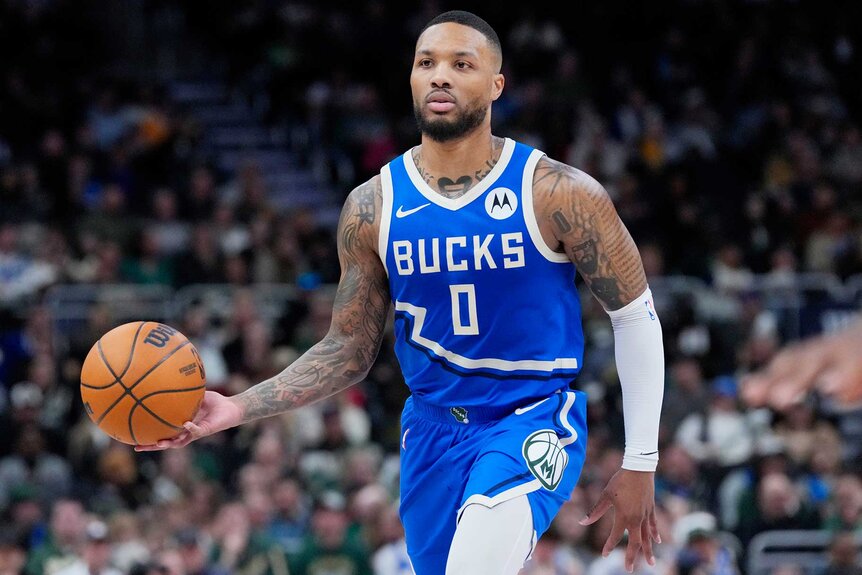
[378,164,394,277]
[522,150,569,263]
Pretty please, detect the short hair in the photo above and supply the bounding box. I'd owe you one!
[421,10,502,60]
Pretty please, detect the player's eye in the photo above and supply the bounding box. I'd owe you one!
[455,61,471,69]
[418,59,433,68]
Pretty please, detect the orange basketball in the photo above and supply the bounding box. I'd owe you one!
[80,321,206,446]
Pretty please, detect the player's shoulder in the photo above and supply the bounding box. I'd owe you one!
[345,174,383,205]
[338,175,384,250]
[532,155,607,208]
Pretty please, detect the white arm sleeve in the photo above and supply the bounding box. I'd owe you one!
[606,286,665,472]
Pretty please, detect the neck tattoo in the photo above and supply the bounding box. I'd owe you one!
[412,140,503,200]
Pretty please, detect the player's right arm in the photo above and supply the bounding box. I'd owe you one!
[135,177,390,450]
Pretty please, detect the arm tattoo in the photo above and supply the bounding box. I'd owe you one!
[235,179,390,422]
[571,239,598,275]
[551,210,572,234]
[535,158,646,311]
[357,185,375,226]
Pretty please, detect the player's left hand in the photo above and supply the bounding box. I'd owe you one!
[579,469,659,573]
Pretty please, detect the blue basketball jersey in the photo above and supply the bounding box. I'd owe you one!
[378,138,585,411]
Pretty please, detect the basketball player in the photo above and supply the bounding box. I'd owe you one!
[742,318,862,409]
[138,11,665,574]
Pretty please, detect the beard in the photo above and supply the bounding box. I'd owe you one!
[413,99,488,142]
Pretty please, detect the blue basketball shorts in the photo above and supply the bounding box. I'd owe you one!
[398,390,588,575]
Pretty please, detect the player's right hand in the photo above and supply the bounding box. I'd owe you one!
[134,390,243,451]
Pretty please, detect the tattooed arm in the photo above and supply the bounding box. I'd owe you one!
[234,177,390,421]
[532,157,646,309]
[135,178,390,450]
[534,158,664,572]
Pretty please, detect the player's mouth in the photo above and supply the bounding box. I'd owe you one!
[426,91,456,113]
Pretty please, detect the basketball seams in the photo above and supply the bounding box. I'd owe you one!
[83,321,147,390]
[138,384,206,401]
[127,384,207,443]
[94,340,130,425]
[120,320,148,377]
[94,339,192,428]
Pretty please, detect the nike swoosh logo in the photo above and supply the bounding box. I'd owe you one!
[514,398,551,415]
[639,450,659,456]
[396,203,431,218]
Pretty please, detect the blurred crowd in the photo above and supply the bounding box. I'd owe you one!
[2,1,862,574]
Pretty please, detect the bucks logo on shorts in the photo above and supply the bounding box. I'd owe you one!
[450,407,469,424]
[522,429,569,490]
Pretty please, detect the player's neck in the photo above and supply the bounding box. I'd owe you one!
[414,130,504,199]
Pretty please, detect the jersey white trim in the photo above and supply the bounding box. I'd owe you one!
[521,150,569,263]
[558,391,578,447]
[378,165,394,277]
[396,300,579,372]
[403,138,516,211]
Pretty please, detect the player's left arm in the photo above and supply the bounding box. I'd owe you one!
[533,156,664,571]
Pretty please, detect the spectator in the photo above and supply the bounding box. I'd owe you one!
[675,376,755,496]
[147,188,190,257]
[734,472,821,550]
[81,184,136,250]
[24,499,86,575]
[267,477,311,555]
[26,351,75,439]
[171,528,229,575]
[54,519,122,575]
[224,160,272,225]
[0,420,72,512]
[108,512,151,574]
[823,474,862,534]
[675,524,739,575]
[151,447,200,504]
[0,531,27,575]
[371,504,413,575]
[771,399,842,470]
[661,357,710,436]
[711,243,755,294]
[346,486,388,552]
[0,223,58,305]
[180,166,218,222]
[178,304,229,390]
[208,501,288,575]
[172,224,225,287]
[821,531,862,575]
[288,492,372,575]
[5,484,45,550]
[88,444,149,513]
[656,444,712,507]
[121,228,174,286]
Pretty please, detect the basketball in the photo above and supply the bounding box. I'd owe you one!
[80,321,206,446]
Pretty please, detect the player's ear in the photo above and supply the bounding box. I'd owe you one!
[491,73,504,101]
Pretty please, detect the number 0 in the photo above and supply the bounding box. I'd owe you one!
[450,284,479,335]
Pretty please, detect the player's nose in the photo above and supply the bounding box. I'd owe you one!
[430,70,452,90]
